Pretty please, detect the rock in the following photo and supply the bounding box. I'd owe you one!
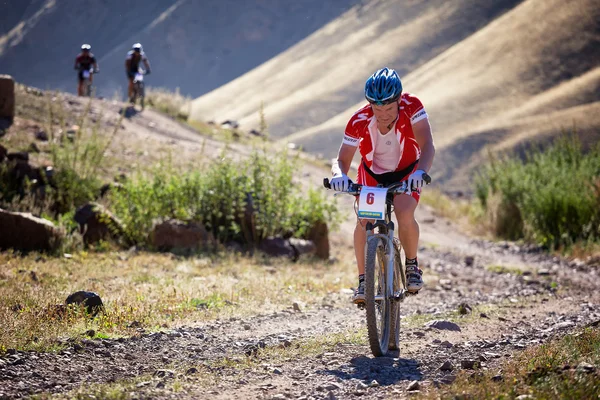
[150,219,215,252]
[65,291,104,317]
[98,182,124,198]
[306,220,330,260]
[0,208,63,252]
[289,238,317,258]
[480,313,489,319]
[441,374,457,384]
[0,143,7,162]
[440,340,453,348]
[537,268,551,276]
[321,382,342,391]
[369,380,379,387]
[577,362,595,373]
[292,302,303,312]
[74,202,125,246]
[249,129,262,136]
[0,75,15,120]
[440,360,454,371]
[259,236,296,259]
[153,369,175,379]
[461,360,479,370]
[457,303,472,315]
[515,395,533,400]
[491,374,503,382]
[355,381,369,390]
[465,255,475,267]
[7,151,29,162]
[185,367,198,375]
[407,380,420,391]
[221,120,239,129]
[35,130,49,141]
[327,392,337,400]
[28,142,40,153]
[425,320,461,332]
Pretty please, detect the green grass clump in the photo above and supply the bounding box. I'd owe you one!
[475,134,600,250]
[426,328,600,399]
[108,148,337,247]
[145,86,191,121]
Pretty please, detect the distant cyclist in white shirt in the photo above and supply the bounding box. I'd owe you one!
[125,43,152,103]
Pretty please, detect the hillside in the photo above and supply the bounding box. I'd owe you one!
[0,0,358,97]
[190,0,600,186]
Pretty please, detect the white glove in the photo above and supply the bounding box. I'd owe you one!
[331,173,351,192]
[407,169,427,192]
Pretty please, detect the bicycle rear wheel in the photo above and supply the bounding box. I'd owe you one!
[365,237,391,357]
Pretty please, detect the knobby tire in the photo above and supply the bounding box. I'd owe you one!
[365,237,390,357]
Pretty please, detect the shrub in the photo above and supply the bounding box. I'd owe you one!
[145,87,191,120]
[108,148,338,248]
[475,134,600,249]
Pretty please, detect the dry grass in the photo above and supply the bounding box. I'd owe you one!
[421,328,600,399]
[0,250,354,353]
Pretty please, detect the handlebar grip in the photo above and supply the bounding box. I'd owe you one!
[323,178,331,189]
[423,173,432,185]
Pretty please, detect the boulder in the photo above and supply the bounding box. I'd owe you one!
[150,219,214,252]
[65,291,104,317]
[289,238,317,257]
[74,202,125,246]
[306,220,330,260]
[0,75,15,120]
[259,236,296,259]
[0,208,63,252]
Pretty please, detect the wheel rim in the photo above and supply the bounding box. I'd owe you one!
[375,246,389,351]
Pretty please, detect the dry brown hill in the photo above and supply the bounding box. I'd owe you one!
[0,0,358,97]
[190,0,600,186]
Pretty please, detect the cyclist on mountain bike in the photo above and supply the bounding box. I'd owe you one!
[74,44,99,96]
[125,43,151,103]
[330,67,435,304]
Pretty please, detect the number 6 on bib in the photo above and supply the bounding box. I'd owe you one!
[358,187,387,220]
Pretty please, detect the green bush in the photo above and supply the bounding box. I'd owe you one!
[475,134,600,249]
[108,148,338,248]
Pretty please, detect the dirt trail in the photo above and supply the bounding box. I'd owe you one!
[1,97,600,399]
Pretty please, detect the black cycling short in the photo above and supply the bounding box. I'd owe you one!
[127,71,137,79]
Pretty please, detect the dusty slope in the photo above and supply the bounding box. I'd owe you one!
[0,0,358,97]
[191,0,600,187]
[190,0,520,135]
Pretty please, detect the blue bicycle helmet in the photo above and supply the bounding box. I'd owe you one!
[364,67,403,105]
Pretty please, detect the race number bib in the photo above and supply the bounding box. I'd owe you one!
[82,70,91,79]
[357,187,387,220]
[134,73,144,82]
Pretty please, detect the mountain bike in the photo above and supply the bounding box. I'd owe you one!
[130,69,146,109]
[323,175,430,356]
[81,69,95,97]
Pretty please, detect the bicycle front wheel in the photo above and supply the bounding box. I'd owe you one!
[365,237,391,357]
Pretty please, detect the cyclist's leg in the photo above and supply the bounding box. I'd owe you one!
[393,193,419,259]
[77,72,84,96]
[393,191,423,291]
[127,73,134,101]
[354,216,374,276]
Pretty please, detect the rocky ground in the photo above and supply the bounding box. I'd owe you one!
[1,231,598,399]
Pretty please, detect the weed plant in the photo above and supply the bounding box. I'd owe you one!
[475,134,600,250]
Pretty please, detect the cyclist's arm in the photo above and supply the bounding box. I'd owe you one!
[125,59,131,71]
[74,57,79,70]
[413,119,435,173]
[332,143,357,176]
[143,59,151,72]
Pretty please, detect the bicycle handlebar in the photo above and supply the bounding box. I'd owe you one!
[323,172,431,195]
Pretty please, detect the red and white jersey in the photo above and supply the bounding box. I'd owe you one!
[343,92,428,173]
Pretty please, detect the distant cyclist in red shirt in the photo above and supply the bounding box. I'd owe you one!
[74,44,99,96]
[330,67,435,303]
